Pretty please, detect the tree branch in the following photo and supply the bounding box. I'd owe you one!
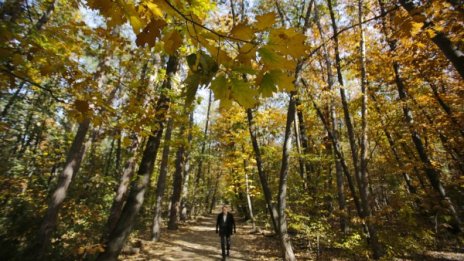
[163,0,256,44]
[1,68,64,103]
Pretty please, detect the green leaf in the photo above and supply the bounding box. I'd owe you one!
[259,72,277,97]
[231,78,257,109]
[184,74,201,106]
[211,74,228,100]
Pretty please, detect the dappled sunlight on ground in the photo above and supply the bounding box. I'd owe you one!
[121,211,281,261]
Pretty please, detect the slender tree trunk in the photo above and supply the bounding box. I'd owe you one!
[358,1,383,257]
[370,93,416,194]
[168,123,187,230]
[97,55,179,261]
[393,62,462,232]
[304,82,364,218]
[379,1,462,231]
[314,3,347,232]
[180,112,194,220]
[33,117,90,259]
[246,109,279,234]
[151,118,174,241]
[243,159,256,230]
[277,94,297,261]
[327,0,361,194]
[191,90,212,215]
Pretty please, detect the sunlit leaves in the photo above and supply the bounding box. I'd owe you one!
[210,73,228,100]
[230,77,257,109]
[253,12,277,31]
[230,22,255,42]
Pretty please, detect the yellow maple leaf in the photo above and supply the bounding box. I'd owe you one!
[146,2,163,19]
[254,12,277,30]
[230,22,255,42]
[163,30,182,55]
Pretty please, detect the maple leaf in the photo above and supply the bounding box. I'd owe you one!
[230,22,255,42]
[163,30,182,55]
[231,78,257,109]
[136,19,167,47]
[253,12,277,31]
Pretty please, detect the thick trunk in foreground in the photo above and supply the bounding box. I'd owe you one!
[97,55,179,261]
[34,117,90,259]
[103,135,140,241]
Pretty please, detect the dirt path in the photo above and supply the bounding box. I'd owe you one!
[121,212,281,261]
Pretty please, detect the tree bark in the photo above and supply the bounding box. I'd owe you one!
[34,117,90,259]
[277,94,297,261]
[103,134,140,241]
[246,108,279,234]
[358,1,383,257]
[152,117,174,241]
[168,123,187,230]
[97,55,179,261]
[327,0,361,195]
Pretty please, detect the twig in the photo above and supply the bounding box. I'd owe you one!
[1,68,64,103]
[163,0,256,44]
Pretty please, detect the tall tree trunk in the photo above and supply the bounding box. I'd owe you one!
[33,117,90,259]
[393,62,462,232]
[246,109,279,234]
[304,82,364,219]
[426,81,464,138]
[358,1,383,257]
[327,0,361,194]
[243,159,256,230]
[379,1,462,232]
[103,134,140,241]
[277,94,297,261]
[97,55,179,261]
[168,123,187,230]
[314,2,347,232]
[152,117,174,241]
[180,112,194,221]
[102,59,151,241]
[399,0,464,80]
[191,90,212,216]
[370,93,416,194]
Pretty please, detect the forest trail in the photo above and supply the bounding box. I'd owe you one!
[121,210,281,261]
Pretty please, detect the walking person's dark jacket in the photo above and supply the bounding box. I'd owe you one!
[216,212,236,236]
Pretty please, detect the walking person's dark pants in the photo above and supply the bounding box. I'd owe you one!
[220,234,231,257]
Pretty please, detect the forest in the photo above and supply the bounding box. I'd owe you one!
[0,0,463,260]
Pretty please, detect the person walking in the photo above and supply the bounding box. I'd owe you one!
[216,205,236,259]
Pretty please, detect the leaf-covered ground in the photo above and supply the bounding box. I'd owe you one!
[120,210,464,261]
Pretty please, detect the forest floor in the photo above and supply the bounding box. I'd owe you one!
[120,211,283,261]
[119,210,464,261]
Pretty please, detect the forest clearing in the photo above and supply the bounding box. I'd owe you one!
[1,0,463,260]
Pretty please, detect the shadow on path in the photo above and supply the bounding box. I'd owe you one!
[121,211,280,261]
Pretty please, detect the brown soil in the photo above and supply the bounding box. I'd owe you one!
[121,212,282,261]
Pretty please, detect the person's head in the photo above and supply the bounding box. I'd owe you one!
[222,205,228,214]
